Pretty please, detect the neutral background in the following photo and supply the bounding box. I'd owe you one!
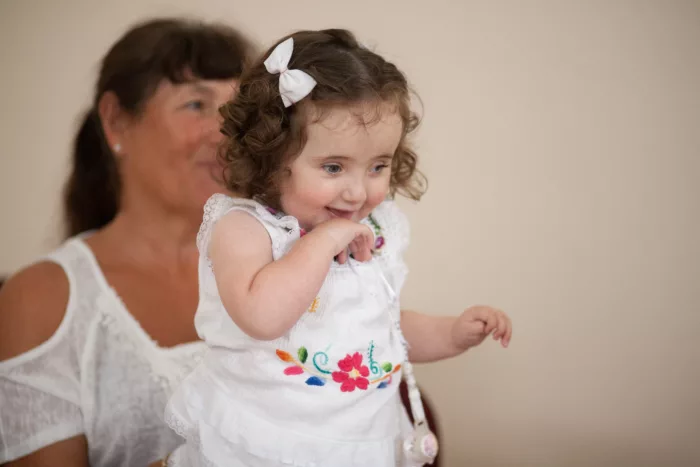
[1,1,699,465]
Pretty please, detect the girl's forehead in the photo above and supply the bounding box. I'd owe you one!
[305,104,402,137]
[302,106,403,156]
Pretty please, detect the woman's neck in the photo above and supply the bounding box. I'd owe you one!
[93,200,201,270]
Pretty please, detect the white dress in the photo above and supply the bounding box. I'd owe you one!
[0,237,207,466]
[165,195,414,467]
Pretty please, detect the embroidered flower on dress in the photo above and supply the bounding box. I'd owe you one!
[367,213,385,253]
[308,297,320,313]
[276,345,400,390]
[332,352,370,392]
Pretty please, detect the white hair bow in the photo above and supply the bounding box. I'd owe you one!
[264,38,317,108]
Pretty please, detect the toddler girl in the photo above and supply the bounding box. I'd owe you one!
[165,29,512,467]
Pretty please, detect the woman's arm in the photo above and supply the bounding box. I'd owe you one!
[210,211,372,341]
[0,265,88,466]
[3,436,89,467]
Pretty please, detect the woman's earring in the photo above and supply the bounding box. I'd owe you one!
[113,143,122,154]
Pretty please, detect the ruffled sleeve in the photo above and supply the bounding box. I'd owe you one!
[196,194,302,262]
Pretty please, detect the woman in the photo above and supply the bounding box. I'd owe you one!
[0,18,255,466]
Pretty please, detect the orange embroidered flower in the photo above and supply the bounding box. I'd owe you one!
[308,297,320,313]
[332,352,370,392]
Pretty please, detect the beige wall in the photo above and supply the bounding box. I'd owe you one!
[1,0,699,465]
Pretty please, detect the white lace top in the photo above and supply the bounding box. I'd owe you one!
[0,238,207,465]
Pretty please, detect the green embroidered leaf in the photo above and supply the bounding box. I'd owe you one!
[298,347,309,364]
[381,362,393,373]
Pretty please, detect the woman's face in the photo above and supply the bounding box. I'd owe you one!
[118,78,238,218]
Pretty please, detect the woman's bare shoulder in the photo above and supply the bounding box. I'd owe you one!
[0,261,70,361]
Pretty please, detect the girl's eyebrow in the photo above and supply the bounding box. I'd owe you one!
[311,154,393,162]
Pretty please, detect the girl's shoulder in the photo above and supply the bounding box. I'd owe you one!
[197,194,303,261]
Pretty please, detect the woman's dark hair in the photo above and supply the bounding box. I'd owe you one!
[219,29,427,209]
[64,18,254,237]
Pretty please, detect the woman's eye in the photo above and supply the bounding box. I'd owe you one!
[323,164,342,174]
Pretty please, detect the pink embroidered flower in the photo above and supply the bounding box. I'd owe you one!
[374,235,385,250]
[332,352,370,392]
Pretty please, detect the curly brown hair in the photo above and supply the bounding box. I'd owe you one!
[219,29,427,208]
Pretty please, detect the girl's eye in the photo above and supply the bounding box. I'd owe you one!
[185,100,205,111]
[371,164,389,173]
[323,164,342,175]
